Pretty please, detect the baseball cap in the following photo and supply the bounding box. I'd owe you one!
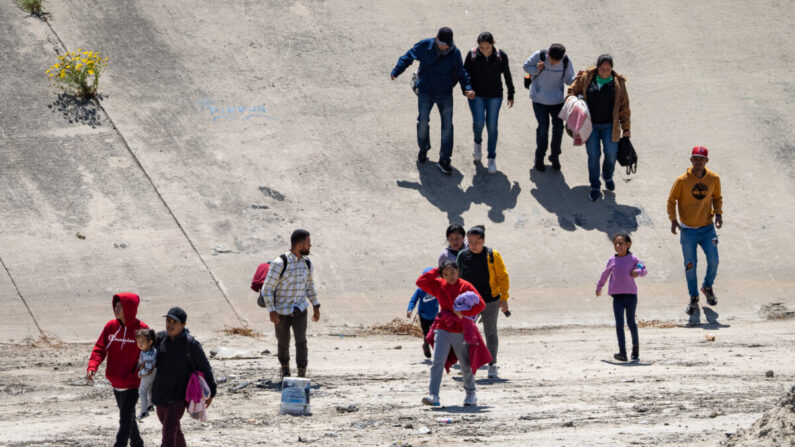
[437,27,454,46]
[691,146,709,158]
[163,306,187,324]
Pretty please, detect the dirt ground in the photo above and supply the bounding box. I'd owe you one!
[1,319,792,447]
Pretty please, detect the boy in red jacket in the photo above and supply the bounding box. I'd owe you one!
[86,293,148,447]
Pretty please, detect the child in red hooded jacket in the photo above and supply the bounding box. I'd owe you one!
[86,293,149,447]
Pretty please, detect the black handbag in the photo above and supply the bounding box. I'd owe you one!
[617,137,637,174]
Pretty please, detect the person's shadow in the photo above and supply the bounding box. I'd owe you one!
[396,161,521,224]
[686,306,730,329]
[529,170,642,238]
[465,161,521,223]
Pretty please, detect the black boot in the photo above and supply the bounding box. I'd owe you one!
[631,345,639,361]
[613,351,628,362]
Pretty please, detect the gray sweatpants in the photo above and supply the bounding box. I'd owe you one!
[429,329,475,396]
[138,369,155,416]
[480,300,500,364]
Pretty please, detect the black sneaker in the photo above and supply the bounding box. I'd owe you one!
[534,160,546,172]
[631,345,639,361]
[613,352,628,362]
[417,151,428,164]
[280,364,291,378]
[422,342,431,359]
[589,189,601,201]
[702,287,717,306]
[436,160,452,175]
[605,179,615,191]
[684,296,699,315]
[550,157,561,170]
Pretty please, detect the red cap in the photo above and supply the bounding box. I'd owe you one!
[691,146,709,157]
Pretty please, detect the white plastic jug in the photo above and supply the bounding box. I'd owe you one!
[279,377,311,415]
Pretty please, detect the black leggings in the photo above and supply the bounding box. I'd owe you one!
[612,294,639,352]
[420,317,434,344]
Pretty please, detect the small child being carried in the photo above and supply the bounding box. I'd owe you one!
[135,328,157,420]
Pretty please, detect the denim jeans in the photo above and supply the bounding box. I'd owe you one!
[585,123,618,189]
[612,294,639,352]
[429,329,474,397]
[468,96,503,159]
[417,92,454,163]
[113,388,143,447]
[532,102,564,162]
[680,224,719,297]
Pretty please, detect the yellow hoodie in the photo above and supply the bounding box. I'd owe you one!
[667,168,723,228]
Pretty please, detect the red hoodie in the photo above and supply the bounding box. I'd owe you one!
[416,268,485,333]
[87,293,149,389]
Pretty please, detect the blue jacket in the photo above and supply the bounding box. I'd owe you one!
[392,38,471,97]
[407,288,439,321]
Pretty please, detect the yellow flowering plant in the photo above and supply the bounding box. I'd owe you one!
[46,49,108,98]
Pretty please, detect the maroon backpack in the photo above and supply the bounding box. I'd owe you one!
[250,254,289,292]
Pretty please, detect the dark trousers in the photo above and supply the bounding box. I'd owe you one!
[532,102,564,162]
[612,294,639,352]
[156,399,187,447]
[419,317,434,346]
[275,309,308,368]
[113,388,143,447]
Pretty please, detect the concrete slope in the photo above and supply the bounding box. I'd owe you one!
[1,1,793,341]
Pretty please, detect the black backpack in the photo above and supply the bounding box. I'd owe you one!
[617,137,638,174]
[524,49,569,89]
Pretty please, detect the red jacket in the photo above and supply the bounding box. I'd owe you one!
[426,310,493,374]
[87,293,149,389]
[416,268,484,333]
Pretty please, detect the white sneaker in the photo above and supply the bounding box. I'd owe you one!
[473,142,482,161]
[487,158,497,174]
[422,394,440,406]
[487,364,498,379]
[464,390,477,407]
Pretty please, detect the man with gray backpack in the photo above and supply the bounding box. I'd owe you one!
[391,27,475,175]
[259,229,320,378]
[523,44,576,172]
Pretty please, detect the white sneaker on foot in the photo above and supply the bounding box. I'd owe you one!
[422,395,440,406]
[487,364,498,379]
[473,142,482,161]
[464,390,477,406]
[487,158,497,174]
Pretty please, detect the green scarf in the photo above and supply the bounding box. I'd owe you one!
[596,75,614,89]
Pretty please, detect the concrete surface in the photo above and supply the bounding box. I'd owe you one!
[0,0,793,342]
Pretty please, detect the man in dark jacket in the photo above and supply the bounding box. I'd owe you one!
[391,27,475,175]
[152,307,216,447]
[86,293,148,447]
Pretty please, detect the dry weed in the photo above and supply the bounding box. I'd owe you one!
[223,326,260,337]
[367,318,423,338]
[637,319,676,329]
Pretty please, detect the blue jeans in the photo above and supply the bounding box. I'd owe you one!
[680,224,719,297]
[468,96,503,159]
[585,123,618,189]
[612,294,638,352]
[417,92,454,163]
[532,102,564,162]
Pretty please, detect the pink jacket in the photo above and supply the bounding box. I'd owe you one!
[558,96,592,146]
[186,371,211,422]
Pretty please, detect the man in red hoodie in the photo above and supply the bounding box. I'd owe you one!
[86,293,148,447]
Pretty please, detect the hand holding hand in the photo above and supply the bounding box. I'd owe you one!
[465,90,476,100]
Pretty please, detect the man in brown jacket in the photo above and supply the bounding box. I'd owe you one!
[567,54,631,201]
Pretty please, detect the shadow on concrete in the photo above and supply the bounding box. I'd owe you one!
[452,376,510,385]
[600,360,653,367]
[432,405,491,414]
[529,169,642,238]
[47,93,103,128]
[396,160,521,225]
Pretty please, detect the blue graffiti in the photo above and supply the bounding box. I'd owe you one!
[198,98,277,122]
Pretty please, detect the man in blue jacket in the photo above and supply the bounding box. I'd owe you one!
[391,27,475,175]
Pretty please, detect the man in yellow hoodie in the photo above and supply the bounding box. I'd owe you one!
[667,147,723,315]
